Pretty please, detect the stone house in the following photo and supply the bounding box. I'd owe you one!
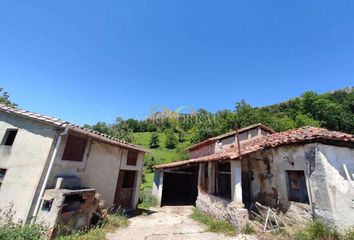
[153,124,354,229]
[0,104,148,227]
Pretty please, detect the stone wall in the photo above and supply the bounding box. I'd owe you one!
[196,192,249,229]
[189,143,216,159]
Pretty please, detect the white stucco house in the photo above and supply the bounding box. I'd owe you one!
[0,104,148,226]
[153,124,354,229]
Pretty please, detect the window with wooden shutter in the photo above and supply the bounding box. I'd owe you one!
[287,171,309,204]
[127,151,138,166]
[62,135,87,161]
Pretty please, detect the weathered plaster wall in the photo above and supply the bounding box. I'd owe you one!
[247,143,354,228]
[314,144,354,228]
[0,113,57,222]
[152,170,163,207]
[49,133,145,209]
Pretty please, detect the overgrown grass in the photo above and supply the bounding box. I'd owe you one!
[141,170,154,190]
[242,223,256,235]
[55,213,128,240]
[190,208,236,236]
[55,227,106,240]
[0,223,47,240]
[0,204,47,240]
[138,188,157,209]
[295,221,354,240]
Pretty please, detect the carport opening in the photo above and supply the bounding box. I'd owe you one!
[161,165,198,206]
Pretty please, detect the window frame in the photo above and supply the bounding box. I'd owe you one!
[0,168,7,190]
[62,134,87,162]
[286,170,309,204]
[1,129,18,146]
[127,151,138,166]
[215,162,231,200]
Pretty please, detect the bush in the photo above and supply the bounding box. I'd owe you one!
[149,133,160,148]
[295,221,341,240]
[0,205,47,240]
[190,208,236,235]
[165,131,178,149]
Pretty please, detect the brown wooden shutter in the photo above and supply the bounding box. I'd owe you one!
[62,135,87,161]
[127,151,138,166]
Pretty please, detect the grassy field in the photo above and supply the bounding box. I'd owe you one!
[132,132,191,190]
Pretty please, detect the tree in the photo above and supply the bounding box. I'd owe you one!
[149,133,160,148]
[165,131,178,149]
[295,114,320,128]
[144,155,156,172]
[0,87,17,107]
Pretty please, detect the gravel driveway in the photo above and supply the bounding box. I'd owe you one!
[106,206,257,240]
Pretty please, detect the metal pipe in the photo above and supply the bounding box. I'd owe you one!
[31,127,69,223]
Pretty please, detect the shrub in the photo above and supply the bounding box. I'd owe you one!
[295,221,340,240]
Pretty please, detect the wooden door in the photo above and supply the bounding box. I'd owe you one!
[114,170,136,209]
[287,171,309,204]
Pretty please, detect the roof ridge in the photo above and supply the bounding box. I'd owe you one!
[155,126,353,169]
[0,104,148,152]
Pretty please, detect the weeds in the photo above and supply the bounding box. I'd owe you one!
[190,208,236,236]
[0,204,47,240]
[295,221,354,240]
[55,212,128,240]
[138,188,156,209]
[243,223,256,235]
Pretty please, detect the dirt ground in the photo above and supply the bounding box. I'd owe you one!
[106,206,257,240]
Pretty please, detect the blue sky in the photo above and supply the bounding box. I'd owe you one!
[1,0,353,125]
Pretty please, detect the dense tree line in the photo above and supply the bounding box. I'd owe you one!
[3,86,351,144]
[84,89,353,144]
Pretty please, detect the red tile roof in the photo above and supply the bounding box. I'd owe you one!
[187,123,275,150]
[155,126,354,169]
[0,104,149,153]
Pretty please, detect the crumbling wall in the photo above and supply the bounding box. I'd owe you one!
[313,144,354,229]
[247,143,354,229]
[196,192,248,229]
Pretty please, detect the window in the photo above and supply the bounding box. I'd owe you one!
[127,151,138,166]
[62,135,87,161]
[287,171,309,204]
[1,129,18,146]
[0,169,7,189]
[216,162,231,200]
[42,199,53,212]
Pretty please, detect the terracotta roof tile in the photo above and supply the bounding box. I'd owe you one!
[0,104,148,152]
[187,123,275,150]
[155,126,354,169]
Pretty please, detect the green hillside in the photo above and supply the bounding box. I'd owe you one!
[132,132,192,190]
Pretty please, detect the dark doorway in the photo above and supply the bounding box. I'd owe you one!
[216,162,231,200]
[287,171,309,204]
[161,165,198,206]
[114,170,136,209]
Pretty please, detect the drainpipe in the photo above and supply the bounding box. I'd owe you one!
[31,127,69,224]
